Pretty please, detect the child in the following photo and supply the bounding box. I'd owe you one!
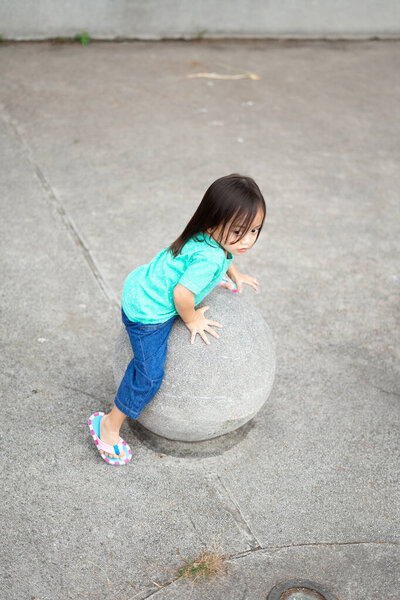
[88,173,266,465]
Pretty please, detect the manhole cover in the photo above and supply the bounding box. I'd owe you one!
[280,588,326,600]
[267,580,336,600]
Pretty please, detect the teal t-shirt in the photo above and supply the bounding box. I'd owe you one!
[121,233,233,324]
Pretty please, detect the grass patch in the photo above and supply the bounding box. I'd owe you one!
[74,30,91,45]
[195,29,209,40]
[175,547,228,583]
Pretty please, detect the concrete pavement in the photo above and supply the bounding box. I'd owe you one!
[0,39,399,599]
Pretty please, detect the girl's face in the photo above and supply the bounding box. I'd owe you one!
[207,207,265,257]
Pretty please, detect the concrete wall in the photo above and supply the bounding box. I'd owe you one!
[0,0,399,40]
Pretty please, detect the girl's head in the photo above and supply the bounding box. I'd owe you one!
[168,173,266,258]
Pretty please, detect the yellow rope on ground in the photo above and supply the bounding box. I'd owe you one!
[187,72,261,80]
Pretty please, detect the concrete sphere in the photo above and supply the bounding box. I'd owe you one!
[113,287,276,442]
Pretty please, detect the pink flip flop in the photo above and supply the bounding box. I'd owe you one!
[88,412,132,466]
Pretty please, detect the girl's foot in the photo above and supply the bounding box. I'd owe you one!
[99,413,126,459]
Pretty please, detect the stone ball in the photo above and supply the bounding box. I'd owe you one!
[113,287,276,442]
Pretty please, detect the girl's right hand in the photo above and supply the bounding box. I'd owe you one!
[185,306,223,345]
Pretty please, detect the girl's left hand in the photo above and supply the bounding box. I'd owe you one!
[218,272,259,293]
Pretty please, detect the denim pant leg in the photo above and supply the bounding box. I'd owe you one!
[114,310,177,419]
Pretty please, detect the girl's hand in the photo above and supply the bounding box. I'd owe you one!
[185,306,223,345]
[217,275,238,292]
[226,271,260,294]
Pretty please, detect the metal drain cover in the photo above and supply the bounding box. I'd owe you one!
[280,588,326,600]
[267,580,336,600]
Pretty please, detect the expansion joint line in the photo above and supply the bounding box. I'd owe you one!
[0,105,118,306]
[229,539,400,561]
[213,474,262,550]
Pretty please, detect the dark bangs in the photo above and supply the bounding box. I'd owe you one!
[168,173,266,258]
[217,202,265,246]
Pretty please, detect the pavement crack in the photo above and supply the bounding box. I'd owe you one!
[63,385,110,403]
[369,383,400,398]
[228,540,400,561]
[212,474,262,551]
[0,105,118,306]
[187,513,206,547]
[139,578,176,599]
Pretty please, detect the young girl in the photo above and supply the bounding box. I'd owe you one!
[88,173,266,465]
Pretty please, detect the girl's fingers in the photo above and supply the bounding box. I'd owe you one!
[208,320,223,328]
[200,331,210,345]
[219,281,236,292]
[241,279,259,291]
[205,326,219,339]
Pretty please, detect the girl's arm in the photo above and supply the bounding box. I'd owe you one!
[226,261,239,279]
[225,261,259,293]
[173,284,197,323]
[173,283,222,345]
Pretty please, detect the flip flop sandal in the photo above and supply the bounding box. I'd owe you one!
[88,412,132,466]
[217,276,238,292]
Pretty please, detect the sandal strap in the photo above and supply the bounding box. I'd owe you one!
[96,435,124,455]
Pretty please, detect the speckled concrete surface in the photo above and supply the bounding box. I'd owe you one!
[0,40,399,600]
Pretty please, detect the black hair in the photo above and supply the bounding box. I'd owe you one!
[168,173,266,258]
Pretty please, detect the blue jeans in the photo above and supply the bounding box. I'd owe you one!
[114,308,178,418]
